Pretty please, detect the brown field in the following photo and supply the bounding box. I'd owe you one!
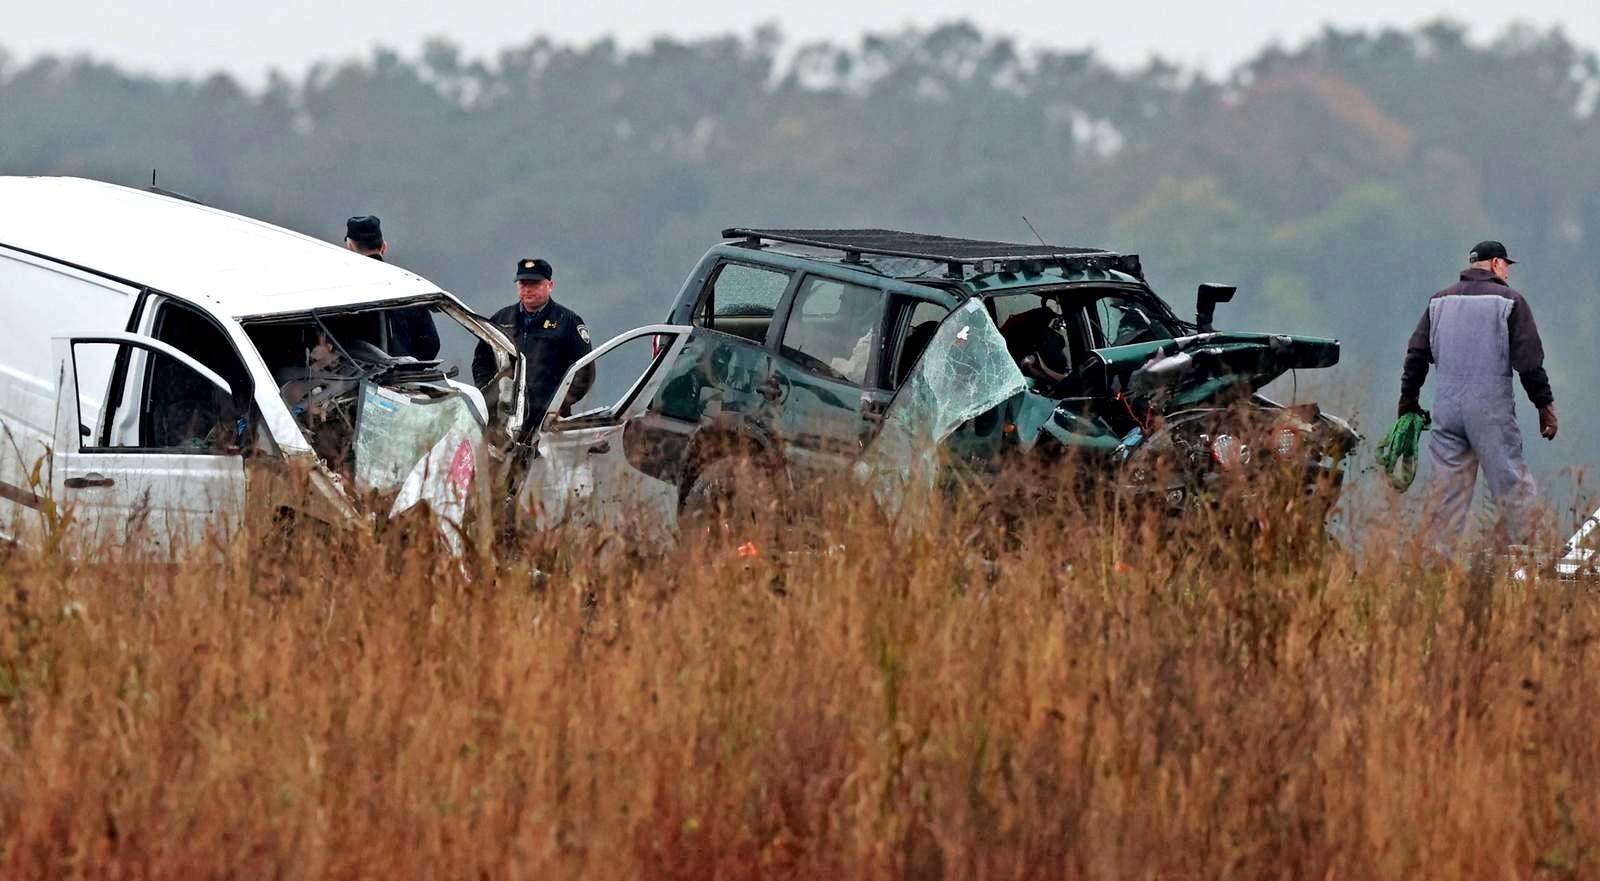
[3,470,1599,880]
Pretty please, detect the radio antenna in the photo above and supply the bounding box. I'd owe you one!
[145,170,203,205]
[1021,215,1048,247]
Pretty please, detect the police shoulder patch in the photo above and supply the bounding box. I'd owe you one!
[577,324,591,344]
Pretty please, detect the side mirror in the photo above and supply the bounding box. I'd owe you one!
[1195,283,1237,333]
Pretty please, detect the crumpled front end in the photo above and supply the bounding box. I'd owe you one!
[875,312,1358,514]
[241,298,512,549]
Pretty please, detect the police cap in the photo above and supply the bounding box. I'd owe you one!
[515,258,554,282]
[345,215,384,248]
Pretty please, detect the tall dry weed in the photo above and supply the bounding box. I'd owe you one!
[2,461,1598,880]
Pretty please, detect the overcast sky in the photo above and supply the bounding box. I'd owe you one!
[2,0,1592,85]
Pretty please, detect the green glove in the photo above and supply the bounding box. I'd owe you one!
[1375,410,1430,492]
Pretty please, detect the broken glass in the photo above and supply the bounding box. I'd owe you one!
[352,382,485,494]
[859,299,1027,514]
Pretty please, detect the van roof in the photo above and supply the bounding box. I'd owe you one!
[0,176,440,317]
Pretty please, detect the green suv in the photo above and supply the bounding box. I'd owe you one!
[515,229,1358,540]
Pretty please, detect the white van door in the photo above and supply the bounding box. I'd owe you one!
[51,332,247,553]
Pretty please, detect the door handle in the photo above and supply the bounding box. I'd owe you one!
[64,473,114,489]
[587,440,611,455]
[861,398,887,426]
[757,375,788,403]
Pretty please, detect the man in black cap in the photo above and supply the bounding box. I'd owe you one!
[1399,240,1556,551]
[473,258,592,433]
[344,215,440,361]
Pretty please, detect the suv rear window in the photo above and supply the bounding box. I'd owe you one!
[694,262,790,344]
[778,277,884,386]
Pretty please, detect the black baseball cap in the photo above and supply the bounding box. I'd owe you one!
[1469,240,1516,265]
[515,258,553,282]
[345,215,383,247]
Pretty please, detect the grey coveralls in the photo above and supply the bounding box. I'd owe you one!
[1400,268,1553,546]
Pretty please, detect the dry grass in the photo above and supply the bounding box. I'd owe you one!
[3,466,1600,880]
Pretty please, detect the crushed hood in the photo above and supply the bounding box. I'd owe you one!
[1100,332,1340,407]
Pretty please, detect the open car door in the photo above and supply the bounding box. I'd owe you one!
[51,332,247,553]
[516,324,692,548]
[447,301,527,444]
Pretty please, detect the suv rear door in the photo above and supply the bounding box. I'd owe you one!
[650,258,794,457]
[767,274,892,483]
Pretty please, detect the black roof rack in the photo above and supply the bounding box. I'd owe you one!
[722,227,1142,280]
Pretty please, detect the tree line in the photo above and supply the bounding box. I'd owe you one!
[2,20,1597,482]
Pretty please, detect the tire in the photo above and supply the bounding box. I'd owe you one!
[678,456,783,547]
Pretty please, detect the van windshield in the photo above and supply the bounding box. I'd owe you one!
[243,300,499,481]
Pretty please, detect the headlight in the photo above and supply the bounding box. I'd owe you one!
[1209,433,1248,469]
[1271,426,1300,460]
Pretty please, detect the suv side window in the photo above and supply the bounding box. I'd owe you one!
[892,300,950,387]
[551,333,664,423]
[779,277,885,386]
[693,262,791,344]
[1088,293,1175,348]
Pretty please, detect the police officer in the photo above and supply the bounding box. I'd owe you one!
[1399,239,1557,551]
[344,214,440,360]
[473,258,592,430]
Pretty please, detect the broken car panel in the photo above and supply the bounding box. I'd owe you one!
[858,299,1028,515]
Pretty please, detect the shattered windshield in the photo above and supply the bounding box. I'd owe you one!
[244,301,495,484]
[352,383,484,494]
[859,299,1027,514]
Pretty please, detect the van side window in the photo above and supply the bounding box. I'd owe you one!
[693,262,791,344]
[74,342,242,453]
[97,301,253,452]
[150,301,252,394]
[778,277,885,386]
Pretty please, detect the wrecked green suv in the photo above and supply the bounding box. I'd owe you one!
[515,228,1358,540]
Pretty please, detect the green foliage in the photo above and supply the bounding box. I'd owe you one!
[2,20,1597,486]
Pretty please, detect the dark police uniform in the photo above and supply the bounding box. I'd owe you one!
[386,299,441,361]
[472,258,592,428]
[345,214,440,360]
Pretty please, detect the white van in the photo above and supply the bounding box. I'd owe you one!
[0,176,526,550]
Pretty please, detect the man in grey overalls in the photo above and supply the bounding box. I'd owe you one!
[1399,240,1558,550]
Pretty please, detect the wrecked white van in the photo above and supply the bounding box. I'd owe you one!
[0,176,526,550]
